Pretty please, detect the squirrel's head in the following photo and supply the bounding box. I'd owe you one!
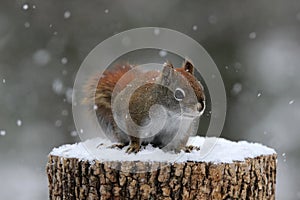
[159,60,206,116]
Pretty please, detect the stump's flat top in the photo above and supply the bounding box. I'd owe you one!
[50,136,276,164]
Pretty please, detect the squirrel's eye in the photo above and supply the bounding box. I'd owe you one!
[174,88,185,101]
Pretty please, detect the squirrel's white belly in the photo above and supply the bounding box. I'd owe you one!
[142,109,198,150]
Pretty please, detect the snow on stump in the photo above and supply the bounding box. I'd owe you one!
[46,137,277,200]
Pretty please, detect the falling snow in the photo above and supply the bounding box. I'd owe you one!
[65,88,73,103]
[208,15,217,24]
[159,50,167,57]
[52,79,64,94]
[249,32,257,39]
[231,83,242,95]
[234,62,242,70]
[64,11,71,19]
[33,49,51,66]
[192,25,198,31]
[61,109,68,116]
[55,120,62,127]
[2,79,5,84]
[104,9,109,14]
[24,22,30,28]
[70,131,78,137]
[257,92,262,97]
[121,37,131,46]
[282,153,287,162]
[289,100,295,105]
[154,28,160,36]
[0,130,6,136]
[22,4,29,11]
[93,105,98,110]
[61,57,68,64]
[62,70,68,75]
[16,120,22,127]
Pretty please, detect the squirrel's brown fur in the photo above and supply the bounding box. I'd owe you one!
[83,61,205,153]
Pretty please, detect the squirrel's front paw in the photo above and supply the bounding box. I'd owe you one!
[126,143,141,154]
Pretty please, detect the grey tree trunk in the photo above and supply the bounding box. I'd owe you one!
[46,154,277,200]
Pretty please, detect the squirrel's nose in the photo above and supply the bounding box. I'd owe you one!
[196,101,205,113]
[196,103,202,112]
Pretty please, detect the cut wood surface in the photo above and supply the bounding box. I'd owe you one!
[47,137,277,200]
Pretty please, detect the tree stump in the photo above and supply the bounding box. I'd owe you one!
[46,137,277,200]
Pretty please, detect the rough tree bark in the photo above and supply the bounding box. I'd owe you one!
[46,153,277,200]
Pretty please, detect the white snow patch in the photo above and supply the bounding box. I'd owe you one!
[50,136,276,164]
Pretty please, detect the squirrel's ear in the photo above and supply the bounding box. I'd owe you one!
[164,61,174,69]
[161,61,174,85]
[182,59,194,74]
[162,61,174,75]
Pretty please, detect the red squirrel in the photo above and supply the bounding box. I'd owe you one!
[83,60,205,153]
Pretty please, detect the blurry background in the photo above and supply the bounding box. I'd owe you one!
[0,0,300,199]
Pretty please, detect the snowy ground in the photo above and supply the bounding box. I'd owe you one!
[51,136,276,164]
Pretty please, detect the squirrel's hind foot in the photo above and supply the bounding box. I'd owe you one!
[126,143,141,154]
[184,145,200,153]
[109,143,128,149]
